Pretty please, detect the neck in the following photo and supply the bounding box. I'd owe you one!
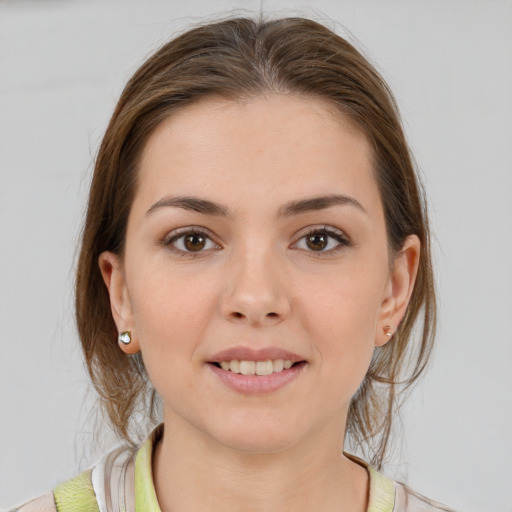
[152,415,368,512]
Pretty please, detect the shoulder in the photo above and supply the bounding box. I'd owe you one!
[10,428,155,512]
[346,453,457,512]
[8,493,57,512]
[394,481,457,512]
[9,470,97,512]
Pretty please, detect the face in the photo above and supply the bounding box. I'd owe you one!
[100,94,419,454]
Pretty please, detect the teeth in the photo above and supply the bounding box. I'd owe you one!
[256,361,273,376]
[239,360,256,375]
[273,359,284,372]
[230,359,240,373]
[217,359,295,375]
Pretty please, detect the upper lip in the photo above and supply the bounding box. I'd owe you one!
[209,346,306,363]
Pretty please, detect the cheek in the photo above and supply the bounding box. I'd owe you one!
[301,267,384,343]
[127,269,221,410]
[127,262,218,367]
[298,271,384,394]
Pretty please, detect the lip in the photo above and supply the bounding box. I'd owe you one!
[206,346,308,395]
[209,346,305,363]
[208,361,307,395]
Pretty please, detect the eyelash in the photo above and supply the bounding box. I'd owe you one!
[293,226,350,256]
[162,227,220,257]
[162,226,350,257]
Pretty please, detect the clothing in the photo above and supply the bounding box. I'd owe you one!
[15,425,454,512]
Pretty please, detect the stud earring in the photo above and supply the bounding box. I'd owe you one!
[118,331,132,345]
[383,325,393,337]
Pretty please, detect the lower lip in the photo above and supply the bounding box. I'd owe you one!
[208,362,307,395]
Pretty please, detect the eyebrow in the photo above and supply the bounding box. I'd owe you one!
[278,194,367,217]
[146,194,367,217]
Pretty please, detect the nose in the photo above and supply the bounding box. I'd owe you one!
[220,246,291,327]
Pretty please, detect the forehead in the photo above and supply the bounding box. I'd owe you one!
[135,94,380,217]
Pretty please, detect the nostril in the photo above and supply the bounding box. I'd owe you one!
[227,310,282,323]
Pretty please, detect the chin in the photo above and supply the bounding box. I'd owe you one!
[199,409,309,455]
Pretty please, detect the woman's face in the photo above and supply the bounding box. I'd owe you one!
[101,94,418,453]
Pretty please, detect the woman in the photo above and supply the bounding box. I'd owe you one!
[16,16,453,512]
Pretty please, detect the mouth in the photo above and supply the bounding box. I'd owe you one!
[207,348,307,395]
[209,359,305,376]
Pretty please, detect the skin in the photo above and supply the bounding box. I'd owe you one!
[100,94,420,512]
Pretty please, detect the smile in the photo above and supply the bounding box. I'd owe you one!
[216,359,294,375]
[207,347,307,394]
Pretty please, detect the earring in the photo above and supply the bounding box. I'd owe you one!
[383,325,393,337]
[118,331,132,345]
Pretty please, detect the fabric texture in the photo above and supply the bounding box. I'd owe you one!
[53,470,98,512]
[16,493,57,512]
[13,425,455,512]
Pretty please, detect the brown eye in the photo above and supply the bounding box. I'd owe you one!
[306,233,328,251]
[166,229,219,255]
[184,234,207,251]
[293,227,349,255]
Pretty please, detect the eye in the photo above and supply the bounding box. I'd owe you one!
[164,228,220,255]
[293,227,349,254]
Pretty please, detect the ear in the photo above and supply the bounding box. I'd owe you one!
[98,251,140,354]
[376,235,421,347]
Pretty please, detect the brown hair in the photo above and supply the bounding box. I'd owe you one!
[75,16,435,468]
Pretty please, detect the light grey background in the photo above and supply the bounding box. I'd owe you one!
[1,1,511,511]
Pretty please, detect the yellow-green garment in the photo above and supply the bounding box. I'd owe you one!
[15,425,454,512]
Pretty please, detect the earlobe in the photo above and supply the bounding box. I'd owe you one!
[117,330,140,355]
[98,251,140,354]
[376,235,421,347]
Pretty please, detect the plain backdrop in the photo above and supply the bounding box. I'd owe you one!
[1,1,511,511]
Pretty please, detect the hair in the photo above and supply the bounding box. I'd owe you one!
[75,16,436,469]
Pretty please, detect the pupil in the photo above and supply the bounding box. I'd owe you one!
[307,234,327,251]
[184,234,206,251]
